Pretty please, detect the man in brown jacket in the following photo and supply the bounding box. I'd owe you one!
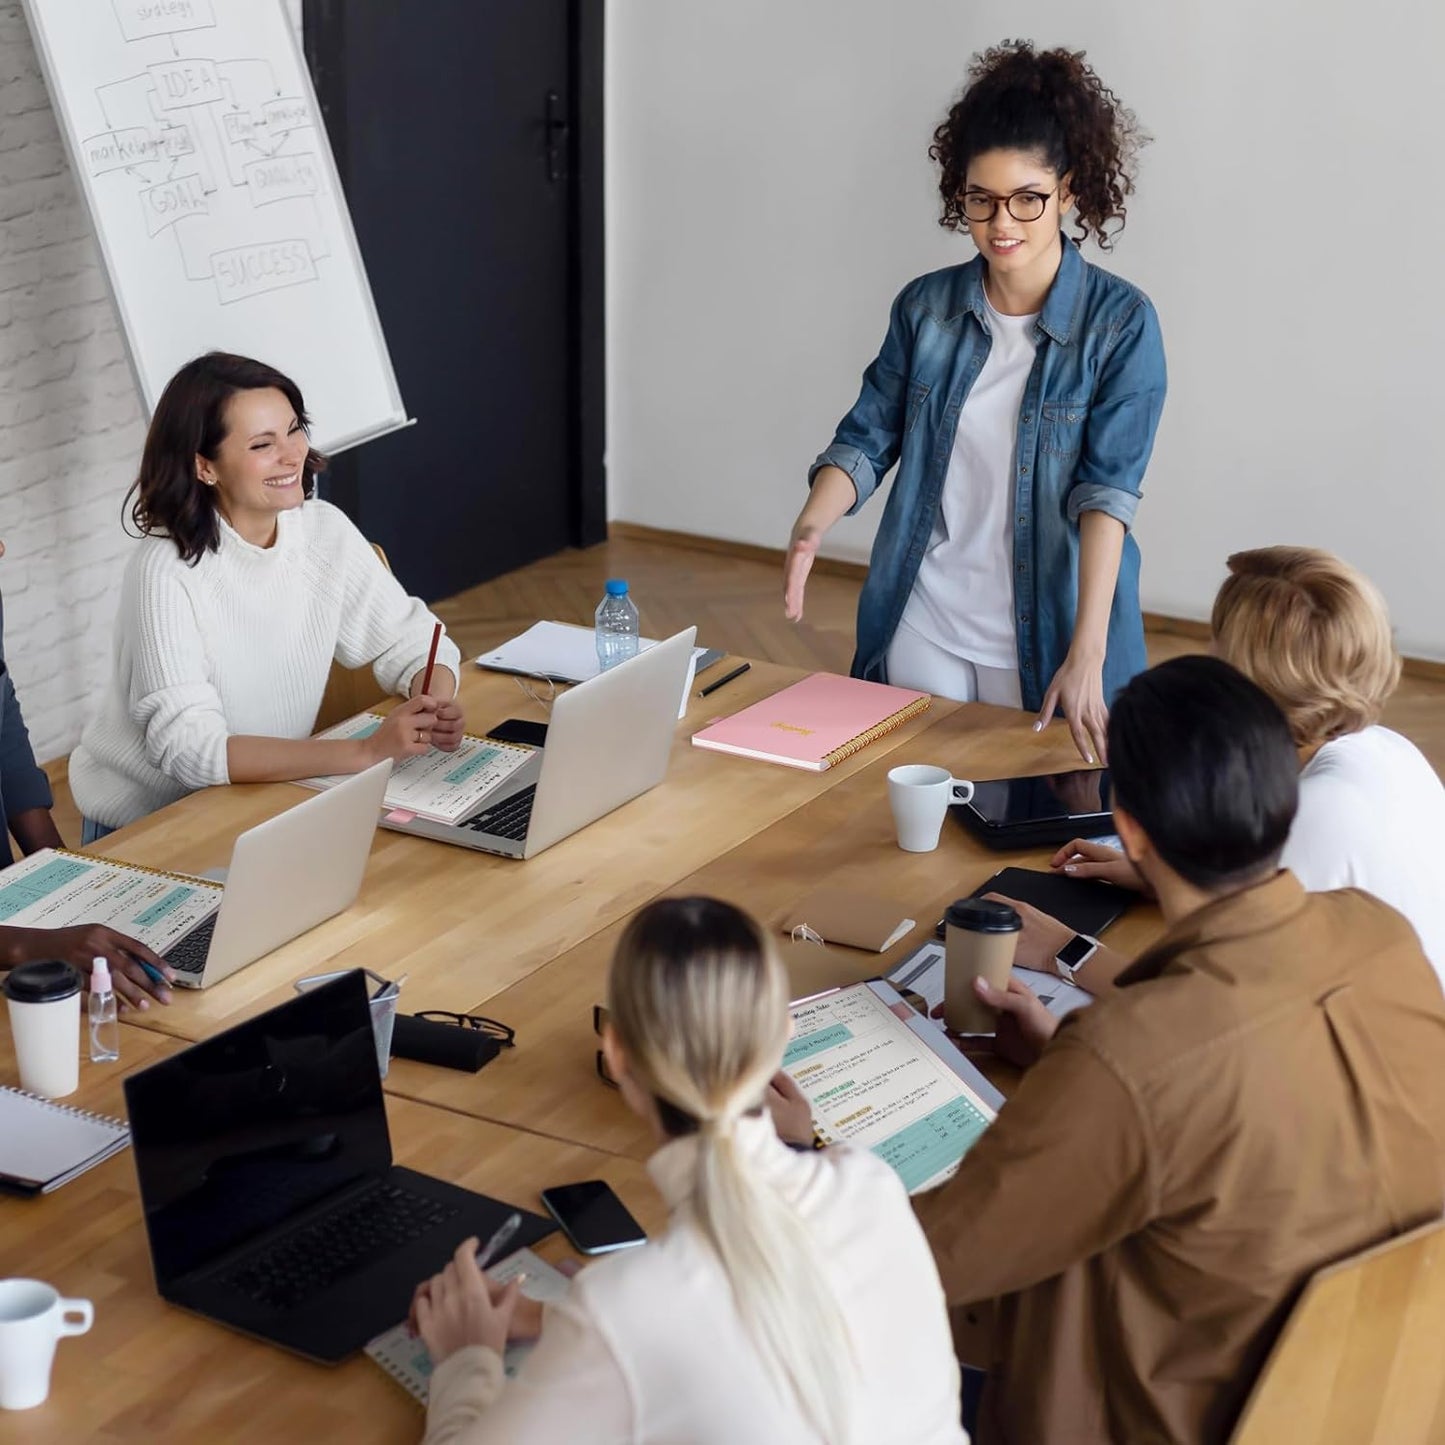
[915,656,1445,1444]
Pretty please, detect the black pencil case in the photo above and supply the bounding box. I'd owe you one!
[390,1014,506,1072]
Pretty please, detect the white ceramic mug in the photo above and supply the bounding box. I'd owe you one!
[0,1279,93,1410]
[2,962,82,1099]
[887,764,976,853]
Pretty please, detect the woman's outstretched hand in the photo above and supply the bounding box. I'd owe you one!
[1036,650,1109,765]
[784,525,822,622]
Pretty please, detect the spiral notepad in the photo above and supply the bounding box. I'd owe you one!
[365,1249,570,1403]
[0,1087,131,1195]
[304,717,534,825]
[691,673,931,772]
[0,848,222,957]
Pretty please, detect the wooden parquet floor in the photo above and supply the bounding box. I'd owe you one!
[431,533,1442,768]
[431,535,862,678]
[41,535,1444,844]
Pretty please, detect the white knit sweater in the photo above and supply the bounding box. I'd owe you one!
[69,500,461,829]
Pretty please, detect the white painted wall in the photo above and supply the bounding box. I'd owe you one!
[606,0,1445,660]
[3,1,1440,763]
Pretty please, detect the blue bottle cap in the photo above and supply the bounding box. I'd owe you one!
[604,579,629,596]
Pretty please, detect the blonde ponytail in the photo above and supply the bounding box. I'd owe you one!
[608,898,857,1443]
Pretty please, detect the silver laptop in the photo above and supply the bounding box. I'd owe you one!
[165,760,392,989]
[385,627,698,859]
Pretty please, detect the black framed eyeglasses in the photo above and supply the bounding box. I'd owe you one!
[592,1004,618,1089]
[415,1011,516,1047]
[960,188,1057,223]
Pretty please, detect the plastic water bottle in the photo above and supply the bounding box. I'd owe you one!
[595,579,640,672]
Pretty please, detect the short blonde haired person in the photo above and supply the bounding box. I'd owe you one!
[1005,546,1445,988]
[1211,546,1402,748]
[412,897,967,1445]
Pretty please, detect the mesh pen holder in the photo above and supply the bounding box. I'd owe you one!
[293,968,402,1079]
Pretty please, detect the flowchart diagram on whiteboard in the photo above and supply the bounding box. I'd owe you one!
[24,0,409,452]
[87,38,327,304]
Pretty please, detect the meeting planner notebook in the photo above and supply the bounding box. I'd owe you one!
[0,849,222,953]
[784,979,1004,1193]
[304,716,534,825]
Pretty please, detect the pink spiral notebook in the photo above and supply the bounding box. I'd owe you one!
[691,673,931,771]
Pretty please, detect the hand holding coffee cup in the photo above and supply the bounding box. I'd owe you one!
[0,1280,93,1410]
[943,898,1022,1035]
[887,765,975,853]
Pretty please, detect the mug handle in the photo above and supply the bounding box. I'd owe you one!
[949,779,975,805]
[58,1299,93,1337]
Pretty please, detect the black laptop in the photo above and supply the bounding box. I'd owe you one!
[123,971,554,1363]
[951,767,1116,850]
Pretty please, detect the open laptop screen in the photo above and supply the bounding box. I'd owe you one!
[124,971,391,1288]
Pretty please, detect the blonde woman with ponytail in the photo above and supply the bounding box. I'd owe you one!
[412,896,967,1445]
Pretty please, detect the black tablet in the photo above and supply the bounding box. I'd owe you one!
[933,867,1132,940]
[951,768,1115,850]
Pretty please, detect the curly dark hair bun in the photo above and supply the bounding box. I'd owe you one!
[930,40,1146,250]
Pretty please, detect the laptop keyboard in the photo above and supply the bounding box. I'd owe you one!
[222,1180,458,1312]
[461,784,536,840]
[164,914,217,975]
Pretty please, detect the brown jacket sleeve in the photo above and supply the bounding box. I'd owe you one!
[915,1030,1156,1305]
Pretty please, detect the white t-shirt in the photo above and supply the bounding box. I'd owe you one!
[902,291,1038,669]
[1283,726,1445,984]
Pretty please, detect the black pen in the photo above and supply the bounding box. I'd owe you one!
[699,662,751,698]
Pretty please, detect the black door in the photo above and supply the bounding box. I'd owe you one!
[304,1,603,600]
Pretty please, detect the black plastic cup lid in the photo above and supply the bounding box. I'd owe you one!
[2,960,82,1004]
[944,898,1021,934]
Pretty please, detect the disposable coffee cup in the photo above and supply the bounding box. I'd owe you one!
[0,1279,93,1410]
[943,898,1021,1035]
[887,765,976,853]
[3,962,81,1099]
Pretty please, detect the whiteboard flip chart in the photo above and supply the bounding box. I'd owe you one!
[22,0,409,452]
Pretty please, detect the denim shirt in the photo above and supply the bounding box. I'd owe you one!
[811,239,1167,712]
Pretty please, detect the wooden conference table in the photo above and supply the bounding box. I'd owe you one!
[0,1024,661,1443]
[0,652,1163,1441]
[91,656,948,1043]
[389,695,1166,1158]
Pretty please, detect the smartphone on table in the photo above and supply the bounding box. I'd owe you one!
[540,1180,647,1256]
[486,717,549,748]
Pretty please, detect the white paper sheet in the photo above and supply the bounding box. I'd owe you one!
[475,621,706,684]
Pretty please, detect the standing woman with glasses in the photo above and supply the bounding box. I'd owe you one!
[410,896,966,1444]
[784,41,1166,764]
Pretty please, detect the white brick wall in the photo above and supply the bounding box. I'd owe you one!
[0,1,305,764]
[0,0,147,763]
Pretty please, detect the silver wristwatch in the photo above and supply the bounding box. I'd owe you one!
[1055,933,1100,985]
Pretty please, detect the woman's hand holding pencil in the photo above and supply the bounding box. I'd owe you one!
[408,621,467,752]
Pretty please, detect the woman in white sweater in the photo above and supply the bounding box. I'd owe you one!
[1007,546,1445,988]
[70,353,462,834]
[412,896,968,1445]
